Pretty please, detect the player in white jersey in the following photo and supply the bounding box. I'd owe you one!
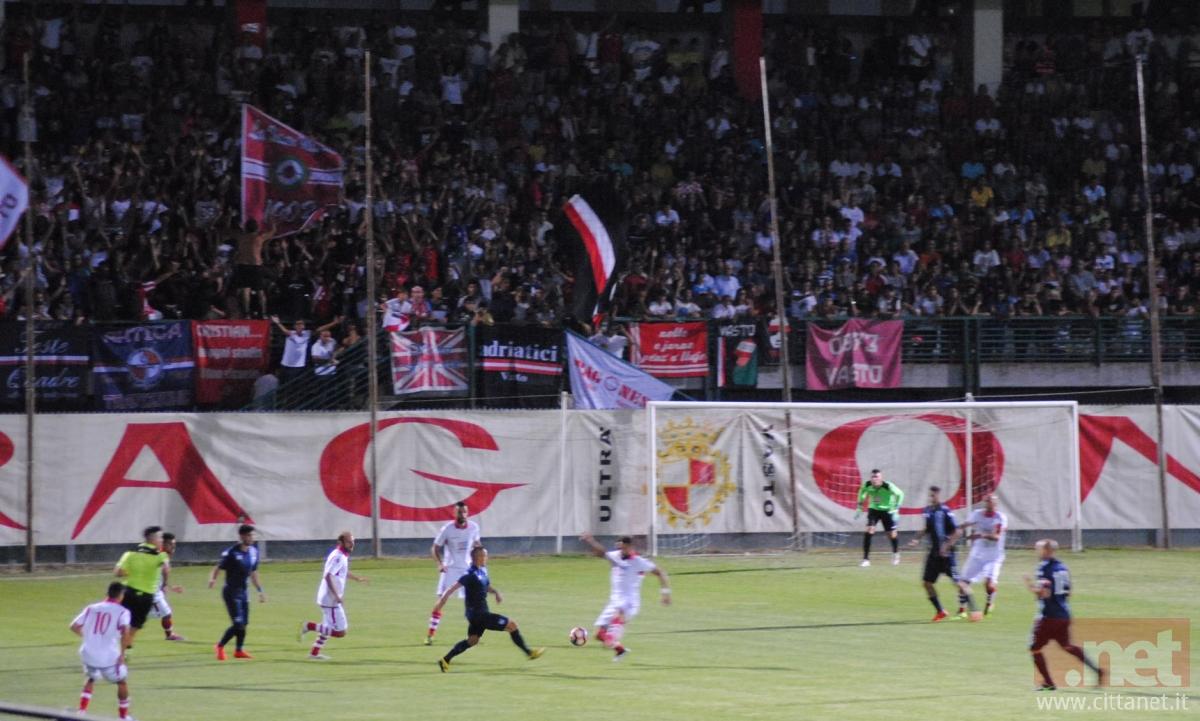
[70,582,134,720]
[300,531,368,659]
[580,533,670,661]
[425,501,482,645]
[148,532,186,641]
[953,494,1007,617]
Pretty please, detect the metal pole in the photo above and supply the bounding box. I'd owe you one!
[648,403,658,557]
[22,52,35,573]
[1135,55,1170,549]
[965,393,974,514]
[364,51,382,559]
[759,58,792,402]
[556,391,569,554]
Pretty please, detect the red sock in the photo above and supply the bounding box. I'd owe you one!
[1032,653,1054,686]
[614,644,626,655]
[306,622,318,632]
[78,690,91,711]
[119,698,130,719]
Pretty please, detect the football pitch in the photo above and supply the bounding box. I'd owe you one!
[1,549,1196,721]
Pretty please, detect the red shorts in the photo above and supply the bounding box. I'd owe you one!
[1030,617,1072,651]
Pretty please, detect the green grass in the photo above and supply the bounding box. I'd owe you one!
[1,549,1197,721]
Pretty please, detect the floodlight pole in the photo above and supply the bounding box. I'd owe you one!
[759,58,791,402]
[1135,55,1169,549]
[22,52,35,573]
[364,51,382,559]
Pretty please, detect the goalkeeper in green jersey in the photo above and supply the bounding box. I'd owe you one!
[857,469,904,567]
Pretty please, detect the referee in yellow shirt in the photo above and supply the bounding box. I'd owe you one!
[114,526,167,643]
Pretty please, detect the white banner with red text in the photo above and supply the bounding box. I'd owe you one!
[0,405,1195,546]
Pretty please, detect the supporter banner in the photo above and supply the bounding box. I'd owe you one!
[241,105,344,236]
[0,405,1196,546]
[92,322,195,410]
[629,322,708,378]
[390,327,468,396]
[476,325,562,407]
[0,321,90,408]
[805,319,902,390]
[0,156,28,249]
[193,320,269,408]
[235,0,268,48]
[715,322,761,388]
[563,185,627,326]
[566,332,674,409]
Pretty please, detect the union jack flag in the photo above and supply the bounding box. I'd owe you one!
[389,327,468,395]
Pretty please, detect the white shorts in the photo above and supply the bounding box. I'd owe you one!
[83,663,127,684]
[594,598,640,628]
[962,554,1004,584]
[149,589,172,619]
[437,567,468,599]
[319,604,349,633]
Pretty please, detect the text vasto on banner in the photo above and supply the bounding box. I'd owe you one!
[193,320,269,407]
[630,322,708,378]
[0,321,90,408]
[805,319,902,391]
[476,325,562,407]
[93,322,195,410]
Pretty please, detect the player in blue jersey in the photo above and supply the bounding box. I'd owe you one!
[908,486,977,622]
[1024,539,1104,691]
[207,524,266,661]
[431,546,544,672]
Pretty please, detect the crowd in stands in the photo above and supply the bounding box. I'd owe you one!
[3,2,1200,346]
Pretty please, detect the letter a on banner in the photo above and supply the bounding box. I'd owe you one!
[0,156,29,250]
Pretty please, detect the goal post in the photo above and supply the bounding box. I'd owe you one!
[646,400,1082,556]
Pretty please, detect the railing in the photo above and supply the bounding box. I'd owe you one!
[1,316,1197,413]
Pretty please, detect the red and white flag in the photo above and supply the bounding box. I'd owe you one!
[241,105,343,236]
[0,157,29,250]
[564,189,626,327]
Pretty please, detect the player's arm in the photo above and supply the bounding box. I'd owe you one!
[1022,574,1051,598]
[118,625,131,664]
[578,533,608,558]
[489,585,503,604]
[907,526,926,547]
[939,515,960,555]
[430,542,446,572]
[652,567,671,605]
[888,483,904,511]
[432,582,462,614]
[113,551,131,578]
[323,572,342,606]
[250,570,267,602]
[70,611,86,637]
[162,558,183,593]
[856,482,869,511]
[207,562,222,588]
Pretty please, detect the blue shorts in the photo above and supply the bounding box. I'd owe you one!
[466,612,509,638]
[223,587,249,625]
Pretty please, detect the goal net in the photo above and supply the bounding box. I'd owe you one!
[646,401,1081,556]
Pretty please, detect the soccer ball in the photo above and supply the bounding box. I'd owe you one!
[568,626,588,646]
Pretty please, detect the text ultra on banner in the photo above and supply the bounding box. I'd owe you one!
[805,319,902,390]
[193,320,269,407]
[630,322,708,378]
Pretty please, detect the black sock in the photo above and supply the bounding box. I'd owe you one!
[963,591,977,612]
[510,630,531,655]
[928,593,943,613]
[234,626,246,650]
[444,639,471,662]
[890,536,899,553]
[218,626,237,648]
[957,592,968,609]
[862,533,872,560]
